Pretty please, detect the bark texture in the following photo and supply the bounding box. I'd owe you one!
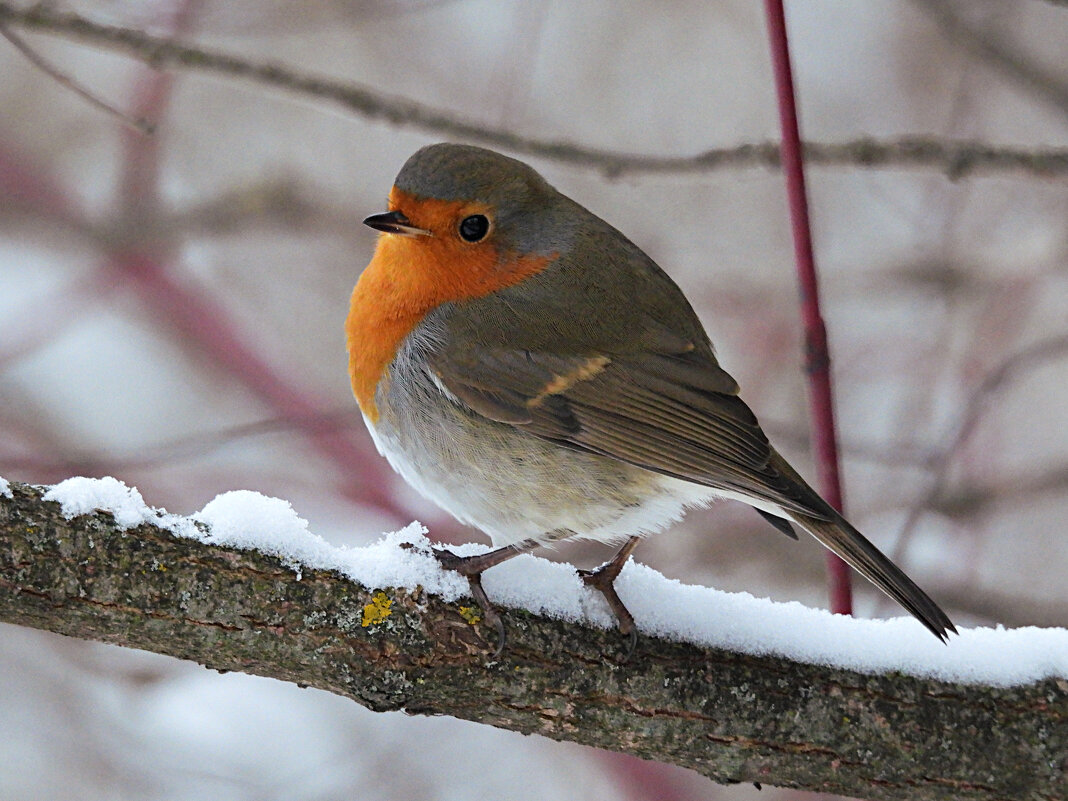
[1,480,1065,800]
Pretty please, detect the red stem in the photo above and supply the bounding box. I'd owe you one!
[763,0,853,615]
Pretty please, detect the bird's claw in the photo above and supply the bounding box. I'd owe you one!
[580,562,639,662]
[432,546,466,572]
[434,547,506,657]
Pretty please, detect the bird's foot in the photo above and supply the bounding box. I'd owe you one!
[579,561,638,660]
[433,548,507,658]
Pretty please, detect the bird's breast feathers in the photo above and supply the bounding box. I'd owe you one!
[346,208,554,422]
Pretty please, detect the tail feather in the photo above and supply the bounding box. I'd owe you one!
[756,508,798,540]
[793,511,957,642]
[764,449,956,642]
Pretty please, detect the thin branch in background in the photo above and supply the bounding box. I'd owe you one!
[0,272,118,371]
[0,411,357,474]
[0,20,154,134]
[166,180,354,237]
[763,0,852,615]
[889,333,1068,570]
[0,141,86,222]
[0,3,1066,179]
[815,136,1068,181]
[913,0,1068,119]
[766,421,936,470]
[931,462,1068,519]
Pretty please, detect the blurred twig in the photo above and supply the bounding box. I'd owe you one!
[0,2,1066,179]
[0,411,357,473]
[913,0,1068,118]
[0,18,154,134]
[167,180,355,236]
[892,333,1068,561]
[931,462,1068,519]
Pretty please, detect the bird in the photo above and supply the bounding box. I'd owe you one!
[346,142,955,655]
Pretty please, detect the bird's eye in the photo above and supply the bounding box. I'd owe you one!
[458,215,490,242]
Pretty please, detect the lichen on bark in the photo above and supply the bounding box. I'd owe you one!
[1,480,1065,800]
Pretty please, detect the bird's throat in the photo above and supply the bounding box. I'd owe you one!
[346,239,431,422]
[346,230,555,421]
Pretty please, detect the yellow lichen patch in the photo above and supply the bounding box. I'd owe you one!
[361,591,393,627]
[458,606,482,625]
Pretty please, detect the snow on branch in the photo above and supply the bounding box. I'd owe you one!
[0,2,1067,180]
[1,478,1066,801]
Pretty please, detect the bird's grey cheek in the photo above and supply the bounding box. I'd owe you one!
[497,213,575,261]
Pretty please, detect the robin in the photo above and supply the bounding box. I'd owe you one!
[346,142,955,654]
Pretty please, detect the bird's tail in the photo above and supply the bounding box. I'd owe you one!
[767,450,957,642]
[790,510,956,642]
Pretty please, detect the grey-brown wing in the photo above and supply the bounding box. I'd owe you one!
[429,344,832,520]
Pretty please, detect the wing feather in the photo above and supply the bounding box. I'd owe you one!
[430,344,831,520]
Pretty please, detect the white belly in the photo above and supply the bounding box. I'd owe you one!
[366,362,808,548]
[363,322,787,548]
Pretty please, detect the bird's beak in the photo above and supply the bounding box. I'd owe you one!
[363,210,431,237]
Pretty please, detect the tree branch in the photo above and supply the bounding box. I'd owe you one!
[0,2,1066,179]
[0,18,153,133]
[889,334,1068,566]
[912,0,1068,119]
[1,480,1064,800]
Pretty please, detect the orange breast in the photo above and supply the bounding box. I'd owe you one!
[346,189,555,422]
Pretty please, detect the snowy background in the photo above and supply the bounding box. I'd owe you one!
[1,1,1067,799]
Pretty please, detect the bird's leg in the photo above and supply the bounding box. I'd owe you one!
[433,538,542,657]
[578,535,642,657]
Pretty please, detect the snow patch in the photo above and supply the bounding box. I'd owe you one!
[194,491,317,577]
[0,476,10,498]
[190,489,463,593]
[38,477,1068,687]
[44,476,155,530]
